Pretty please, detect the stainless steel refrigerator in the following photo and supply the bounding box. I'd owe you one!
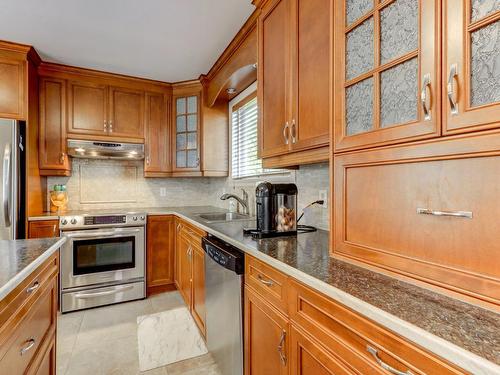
[0,119,26,240]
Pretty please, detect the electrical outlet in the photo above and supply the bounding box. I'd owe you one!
[319,190,328,208]
[160,187,167,197]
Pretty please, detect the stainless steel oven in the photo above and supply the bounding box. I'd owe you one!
[59,212,146,313]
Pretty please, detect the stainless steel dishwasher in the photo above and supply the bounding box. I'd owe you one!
[202,234,244,375]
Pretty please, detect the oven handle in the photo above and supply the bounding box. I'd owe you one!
[73,284,135,299]
[63,228,142,239]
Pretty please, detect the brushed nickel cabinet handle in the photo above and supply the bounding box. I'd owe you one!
[60,152,66,164]
[257,274,274,287]
[282,122,289,145]
[367,346,412,375]
[421,74,431,120]
[104,121,107,132]
[290,119,297,144]
[26,281,39,294]
[109,120,113,133]
[447,63,459,115]
[417,208,472,219]
[146,156,150,166]
[20,338,36,356]
[278,330,287,366]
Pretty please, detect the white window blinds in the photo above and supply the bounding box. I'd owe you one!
[231,93,285,179]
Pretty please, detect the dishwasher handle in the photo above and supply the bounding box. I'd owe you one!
[202,235,245,275]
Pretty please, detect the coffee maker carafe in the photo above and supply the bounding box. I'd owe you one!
[245,182,298,238]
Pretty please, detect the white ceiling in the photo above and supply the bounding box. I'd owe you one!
[0,0,254,82]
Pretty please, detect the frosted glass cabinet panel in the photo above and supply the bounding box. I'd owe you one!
[334,0,440,152]
[174,95,200,170]
[443,1,500,134]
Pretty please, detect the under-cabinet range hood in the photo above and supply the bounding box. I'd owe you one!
[67,139,144,160]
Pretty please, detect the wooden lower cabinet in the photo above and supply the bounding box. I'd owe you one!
[174,219,206,336]
[28,220,59,239]
[244,286,289,375]
[290,326,353,375]
[191,243,206,335]
[244,255,466,375]
[146,215,175,296]
[0,252,58,375]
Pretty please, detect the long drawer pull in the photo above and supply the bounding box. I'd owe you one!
[278,330,287,366]
[20,338,36,356]
[257,274,274,287]
[367,346,412,375]
[417,208,472,219]
[74,284,134,299]
[26,281,40,294]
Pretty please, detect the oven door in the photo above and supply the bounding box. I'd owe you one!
[60,226,145,290]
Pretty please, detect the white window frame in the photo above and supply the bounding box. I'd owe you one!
[229,82,293,182]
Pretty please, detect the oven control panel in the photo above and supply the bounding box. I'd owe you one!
[60,213,147,230]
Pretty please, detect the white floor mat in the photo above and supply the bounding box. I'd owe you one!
[137,307,208,372]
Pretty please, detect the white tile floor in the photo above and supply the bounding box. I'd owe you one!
[57,291,221,375]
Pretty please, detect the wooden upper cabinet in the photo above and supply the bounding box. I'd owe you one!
[144,92,170,176]
[443,2,500,134]
[258,0,290,158]
[289,0,331,151]
[146,215,175,296]
[68,81,108,136]
[172,93,201,173]
[0,57,25,119]
[108,86,144,140]
[39,77,71,175]
[333,0,440,152]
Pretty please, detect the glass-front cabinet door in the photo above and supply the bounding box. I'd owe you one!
[173,94,200,172]
[334,0,440,152]
[443,1,500,134]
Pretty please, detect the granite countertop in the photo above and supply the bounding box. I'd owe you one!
[29,207,500,374]
[0,237,66,300]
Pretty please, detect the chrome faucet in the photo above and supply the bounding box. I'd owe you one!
[220,189,249,215]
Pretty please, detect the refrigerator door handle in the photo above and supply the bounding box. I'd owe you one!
[3,143,11,228]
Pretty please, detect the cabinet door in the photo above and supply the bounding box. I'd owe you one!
[244,286,289,375]
[334,0,440,152]
[289,0,331,151]
[144,92,169,175]
[146,216,175,296]
[28,220,59,239]
[68,81,108,136]
[109,86,144,139]
[176,230,192,307]
[0,57,25,119]
[39,77,71,175]
[30,334,56,375]
[290,326,354,375]
[191,243,206,336]
[173,95,201,172]
[258,0,291,158]
[443,1,500,134]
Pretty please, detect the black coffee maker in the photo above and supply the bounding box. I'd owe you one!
[244,182,298,238]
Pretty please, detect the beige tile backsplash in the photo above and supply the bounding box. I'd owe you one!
[48,159,330,230]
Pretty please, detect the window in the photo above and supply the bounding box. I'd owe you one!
[231,85,287,179]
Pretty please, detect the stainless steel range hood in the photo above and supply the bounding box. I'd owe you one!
[67,139,144,160]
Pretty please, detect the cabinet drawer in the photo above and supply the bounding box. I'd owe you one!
[0,275,57,374]
[176,219,205,246]
[289,280,464,375]
[245,255,288,314]
[333,133,500,304]
[0,253,58,334]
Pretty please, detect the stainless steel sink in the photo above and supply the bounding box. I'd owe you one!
[195,212,253,223]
